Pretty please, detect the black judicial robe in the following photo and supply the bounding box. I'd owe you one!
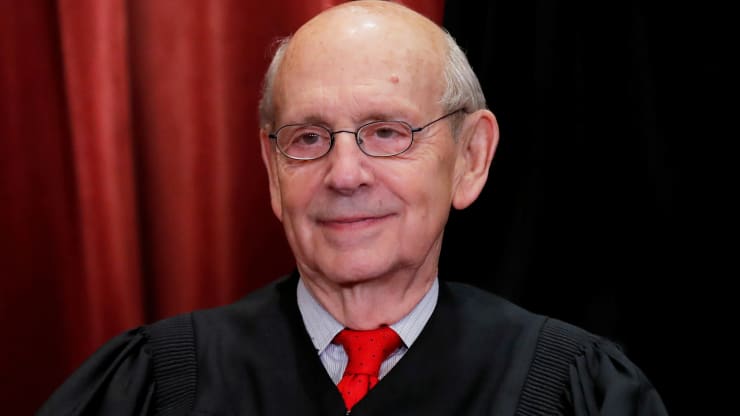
[37,274,668,415]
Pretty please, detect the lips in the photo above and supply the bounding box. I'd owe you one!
[317,214,393,229]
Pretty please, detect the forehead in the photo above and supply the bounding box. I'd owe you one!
[273,7,446,123]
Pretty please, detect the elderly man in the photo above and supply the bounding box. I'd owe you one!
[38,1,668,415]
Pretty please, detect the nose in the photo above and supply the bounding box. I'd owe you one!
[322,131,373,194]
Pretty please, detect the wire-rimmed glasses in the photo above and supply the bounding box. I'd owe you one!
[268,109,464,160]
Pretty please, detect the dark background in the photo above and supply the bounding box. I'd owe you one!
[441,1,726,414]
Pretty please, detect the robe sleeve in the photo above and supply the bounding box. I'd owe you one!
[36,328,156,416]
[565,339,669,416]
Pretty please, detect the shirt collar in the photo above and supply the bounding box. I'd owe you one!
[297,276,439,354]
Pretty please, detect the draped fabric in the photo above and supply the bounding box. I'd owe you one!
[0,1,445,414]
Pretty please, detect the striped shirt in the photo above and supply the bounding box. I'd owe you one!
[296,276,439,384]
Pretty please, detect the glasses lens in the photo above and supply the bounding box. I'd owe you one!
[276,125,331,159]
[358,121,412,156]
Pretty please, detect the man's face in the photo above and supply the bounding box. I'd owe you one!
[261,12,465,287]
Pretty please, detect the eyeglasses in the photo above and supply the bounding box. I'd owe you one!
[268,109,464,160]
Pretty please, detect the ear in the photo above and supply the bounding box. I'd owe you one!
[260,128,284,222]
[452,110,499,210]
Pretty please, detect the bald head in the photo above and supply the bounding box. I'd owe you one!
[258,0,486,131]
[295,0,445,51]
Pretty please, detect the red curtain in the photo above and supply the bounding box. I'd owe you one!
[0,0,444,413]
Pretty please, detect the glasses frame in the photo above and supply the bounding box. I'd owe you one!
[268,108,465,160]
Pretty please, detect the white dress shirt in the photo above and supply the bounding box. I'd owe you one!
[296,276,439,384]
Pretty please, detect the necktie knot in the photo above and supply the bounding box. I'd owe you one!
[333,326,401,375]
[333,326,401,410]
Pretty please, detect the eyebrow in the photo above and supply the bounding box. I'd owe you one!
[361,112,411,124]
[299,114,329,125]
[295,111,414,127]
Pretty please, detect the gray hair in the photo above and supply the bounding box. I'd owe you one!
[258,30,486,137]
[439,28,487,136]
[258,37,290,130]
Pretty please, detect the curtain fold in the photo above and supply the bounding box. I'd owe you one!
[57,0,145,351]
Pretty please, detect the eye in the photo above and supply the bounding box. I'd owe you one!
[285,126,329,147]
[274,124,332,159]
[363,122,410,141]
[297,132,321,145]
[374,127,400,139]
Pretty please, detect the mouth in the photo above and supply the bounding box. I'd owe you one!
[317,214,393,230]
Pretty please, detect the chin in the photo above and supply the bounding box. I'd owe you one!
[314,258,398,287]
[326,267,384,286]
[294,239,409,286]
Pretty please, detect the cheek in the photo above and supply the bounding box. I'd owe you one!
[276,167,321,213]
[397,145,458,195]
[383,159,456,217]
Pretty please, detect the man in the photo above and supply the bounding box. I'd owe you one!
[38,1,668,415]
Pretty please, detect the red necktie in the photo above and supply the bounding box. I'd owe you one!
[333,326,402,411]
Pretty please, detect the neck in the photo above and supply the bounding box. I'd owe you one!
[300,266,437,330]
